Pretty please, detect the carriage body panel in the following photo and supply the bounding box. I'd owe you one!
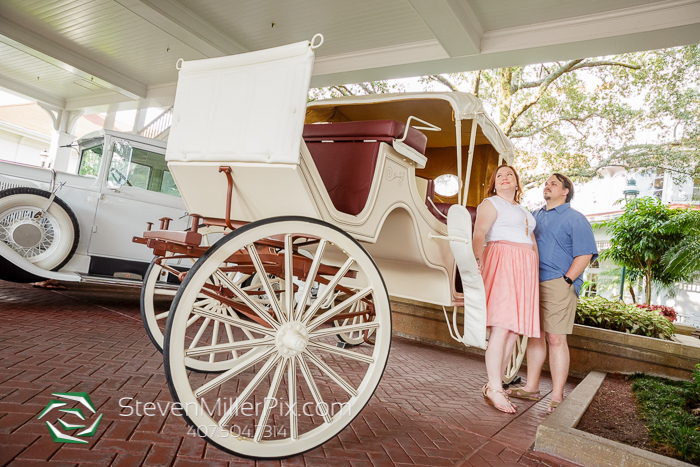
[299,140,455,305]
[168,162,321,221]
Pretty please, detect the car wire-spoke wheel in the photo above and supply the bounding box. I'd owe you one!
[0,206,60,259]
[164,216,391,458]
[0,188,78,270]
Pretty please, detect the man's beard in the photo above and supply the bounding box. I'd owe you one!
[543,192,551,200]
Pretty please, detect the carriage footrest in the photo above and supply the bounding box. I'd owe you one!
[140,230,203,246]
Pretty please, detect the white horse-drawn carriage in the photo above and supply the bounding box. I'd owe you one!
[134,35,523,459]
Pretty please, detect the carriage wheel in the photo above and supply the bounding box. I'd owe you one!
[164,216,391,458]
[140,226,227,348]
[141,226,263,373]
[331,300,375,346]
[503,335,528,385]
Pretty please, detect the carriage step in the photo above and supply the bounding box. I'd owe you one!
[141,229,203,246]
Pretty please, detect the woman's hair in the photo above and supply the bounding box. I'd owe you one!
[552,173,574,203]
[486,164,523,203]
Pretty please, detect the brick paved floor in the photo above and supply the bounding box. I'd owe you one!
[0,281,580,467]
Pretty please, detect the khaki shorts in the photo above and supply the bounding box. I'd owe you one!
[540,277,579,335]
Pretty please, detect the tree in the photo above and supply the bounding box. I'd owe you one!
[420,46,700,184]
[309,81,404,101]
[599,197,700,304]
[309,46,700,185]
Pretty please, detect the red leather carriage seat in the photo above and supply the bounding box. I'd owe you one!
[303,120,428,155]
[302,120,428,216]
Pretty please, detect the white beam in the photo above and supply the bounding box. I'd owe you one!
[407,0,482,57]
[0,73,66,109]
[311,1,700,88]
[0,16,146,100]
[65,83,176,113]
[314,40,449,77]
[480,0,700,54]
[114,0,248,57]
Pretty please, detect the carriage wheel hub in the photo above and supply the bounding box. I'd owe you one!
[276,322,308,356]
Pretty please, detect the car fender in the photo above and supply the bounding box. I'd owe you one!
[0,241,80,282]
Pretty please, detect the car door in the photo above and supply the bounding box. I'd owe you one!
[87,137,188,264]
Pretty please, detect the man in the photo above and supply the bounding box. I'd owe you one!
[507,173,598,413]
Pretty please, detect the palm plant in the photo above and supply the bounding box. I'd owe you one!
[664,234,700,280]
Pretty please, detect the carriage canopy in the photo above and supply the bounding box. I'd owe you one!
[306,92,515,206]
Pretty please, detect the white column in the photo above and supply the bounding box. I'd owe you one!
[133,107,148,134]
[48,131,77,172]
[39,104,83,172]
[103,109,116,131]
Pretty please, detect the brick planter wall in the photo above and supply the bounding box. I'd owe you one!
[390,298,700,380]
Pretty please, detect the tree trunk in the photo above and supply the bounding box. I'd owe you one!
[496,68,513,129]
[628,285,636,303]
[472,70,481,97]
[645,269,652,305]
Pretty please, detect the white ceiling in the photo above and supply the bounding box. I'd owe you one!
[0,0,699,113]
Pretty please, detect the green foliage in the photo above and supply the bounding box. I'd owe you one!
[663,210,700,281]
[631,367,700,464]
[576,296,675,340]
[308,81,405,101]
[308,46,700,184]
[599,197,700,304]
[77,144,103,177]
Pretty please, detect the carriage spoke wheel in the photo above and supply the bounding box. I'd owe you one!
[503,335,528,385]
[164,217,391,459]
[141,226,257,372]
[331,300,375,346]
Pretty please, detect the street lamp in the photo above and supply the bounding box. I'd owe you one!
[623,178,640,202]
[619,178,639,300]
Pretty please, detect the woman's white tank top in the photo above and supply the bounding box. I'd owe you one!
[481,196,536,245]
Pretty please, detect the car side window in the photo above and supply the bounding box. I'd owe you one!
[77,143,104,177]
[127,147,181,197]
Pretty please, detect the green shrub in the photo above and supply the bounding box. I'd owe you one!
[631,366,700,464]
[576,296,675,340]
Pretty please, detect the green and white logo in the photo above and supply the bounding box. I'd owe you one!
[37,392,103,444]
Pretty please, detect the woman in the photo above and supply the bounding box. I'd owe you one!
[472,164,540,414]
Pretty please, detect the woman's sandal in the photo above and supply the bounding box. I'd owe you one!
[546,400,561,414]
[506,387,541,401]
[482,384,517,414]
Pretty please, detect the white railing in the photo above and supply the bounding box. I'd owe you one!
[595,241,610,250]
[138,107,173,140]
[678,282,700,293]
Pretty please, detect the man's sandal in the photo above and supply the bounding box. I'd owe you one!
[482,384,517,414]
[546,400,561,414]
[506,387,541,401]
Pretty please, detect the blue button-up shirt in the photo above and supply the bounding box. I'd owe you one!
[532,203,598,296]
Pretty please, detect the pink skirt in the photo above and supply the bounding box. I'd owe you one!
[481,240,540,338]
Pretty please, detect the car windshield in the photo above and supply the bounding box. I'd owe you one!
[77,141,104,177]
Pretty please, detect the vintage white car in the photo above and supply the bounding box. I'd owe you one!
[0,130,188,284]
